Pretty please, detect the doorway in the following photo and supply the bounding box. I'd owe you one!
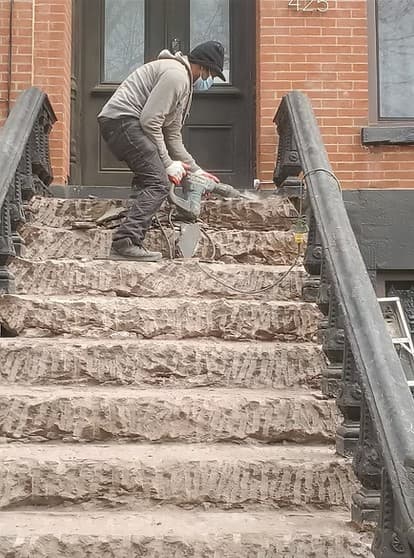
[72,0,256,190]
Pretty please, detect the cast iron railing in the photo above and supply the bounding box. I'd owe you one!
[274,91,414,557]
[0,87,56,293]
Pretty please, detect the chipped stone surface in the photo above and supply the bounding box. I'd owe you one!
[12,258,306,300]
[201,197,297,231]
[0,194,372,555]
[0,295,321,340]
[0,387,338,443]
[21,224,299,264]
[0,444,356,510]
[27,195,296,231]
[0,511,373,557]
[0,338,325,388]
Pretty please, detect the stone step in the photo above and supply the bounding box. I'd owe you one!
[0,443,355,511]
[0,510,373,557]
[0,386,337,443]
[27,195,297,231]
[20,224,299,264]
[0,295,320,340]
[0,338,325,389]
[11,258,306,300]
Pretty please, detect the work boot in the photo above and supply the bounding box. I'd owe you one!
[110,238,162,262]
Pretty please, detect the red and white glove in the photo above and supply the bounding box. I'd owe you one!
[166,161,189,185]
[194,168,220,183]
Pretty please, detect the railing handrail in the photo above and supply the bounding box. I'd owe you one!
[0,87,55,209]
[281,91,414,536]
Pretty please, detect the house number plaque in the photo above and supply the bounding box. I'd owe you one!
[288,0,329,12]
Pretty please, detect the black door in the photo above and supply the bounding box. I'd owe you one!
[75,0,255,190]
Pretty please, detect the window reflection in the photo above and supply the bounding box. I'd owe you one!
[377,0,414,118]
[190,0,230,83]
[104,0,145,83]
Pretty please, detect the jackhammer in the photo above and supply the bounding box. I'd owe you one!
[168,172,247,222]
[159,172,248,258]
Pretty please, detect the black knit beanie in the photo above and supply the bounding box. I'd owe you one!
[188,41,226,81]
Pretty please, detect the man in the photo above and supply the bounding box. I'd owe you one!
[98,40,225,261]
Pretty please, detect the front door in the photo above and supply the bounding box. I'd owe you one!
[74,0,256,190]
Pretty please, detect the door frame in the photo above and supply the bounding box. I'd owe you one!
[69,0,257,196]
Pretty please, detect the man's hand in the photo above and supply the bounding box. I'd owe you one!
[194,168,220,183]
[166,161,189,185]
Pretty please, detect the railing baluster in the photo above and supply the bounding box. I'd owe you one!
[352,393,381,526]
[0,197,15,294]
[373,469,412,557]
[0,87,56,300]
[336,338,362,456]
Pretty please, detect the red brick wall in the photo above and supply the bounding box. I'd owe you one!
[0,0,71,184]
[257,0,414,189]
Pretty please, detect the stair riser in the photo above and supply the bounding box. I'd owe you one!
[11,259,305,300]
[0,534,372,557]
[0,458,355,510]
[0,394,337,443]
[21,225,299,265]
[0,297,320,340]
[0,342,325,388]
[28,196,297,231]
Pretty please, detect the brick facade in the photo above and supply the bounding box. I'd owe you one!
[0,0,413,188]
[0,0,71,184]
[257,0,414,189]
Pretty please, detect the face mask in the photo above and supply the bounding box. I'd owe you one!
[194,75,214,91]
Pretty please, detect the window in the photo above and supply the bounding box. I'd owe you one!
[375,0,414,120]
[104,0,145,83]
[190,0,230,83]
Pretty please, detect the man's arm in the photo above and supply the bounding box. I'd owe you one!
[140,69,187,169]
[163,111,200,173]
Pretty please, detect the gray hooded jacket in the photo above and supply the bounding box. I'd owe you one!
[98,50,200,172]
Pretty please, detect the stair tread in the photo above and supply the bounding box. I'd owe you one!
[2,294,312,304]
[0,295,320,340]
[0,442,343,462]
[21,224,299,264]
[0,338,324,389]
[0,385,328,398]
[0,337,320,348]
[0,509,366,537]
[12,258,306,299]
[14,258,302,273]
[27,195,298,232]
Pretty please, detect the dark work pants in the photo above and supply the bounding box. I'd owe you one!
[98,116,169,246]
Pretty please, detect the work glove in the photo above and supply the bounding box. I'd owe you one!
[194,168,220,184]
[166,161,188,185]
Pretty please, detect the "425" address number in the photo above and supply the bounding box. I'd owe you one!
[288,0,329,12]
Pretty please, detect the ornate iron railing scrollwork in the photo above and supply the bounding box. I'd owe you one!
[274,90,414,557]
[0,87,56,294]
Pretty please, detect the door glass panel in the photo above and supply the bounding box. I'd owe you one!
[190,0,230,83]
[104,0,145,83]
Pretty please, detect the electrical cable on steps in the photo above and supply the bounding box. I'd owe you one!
[154,212,306,296]
[152,168,343,296]
[194,246,302,295]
